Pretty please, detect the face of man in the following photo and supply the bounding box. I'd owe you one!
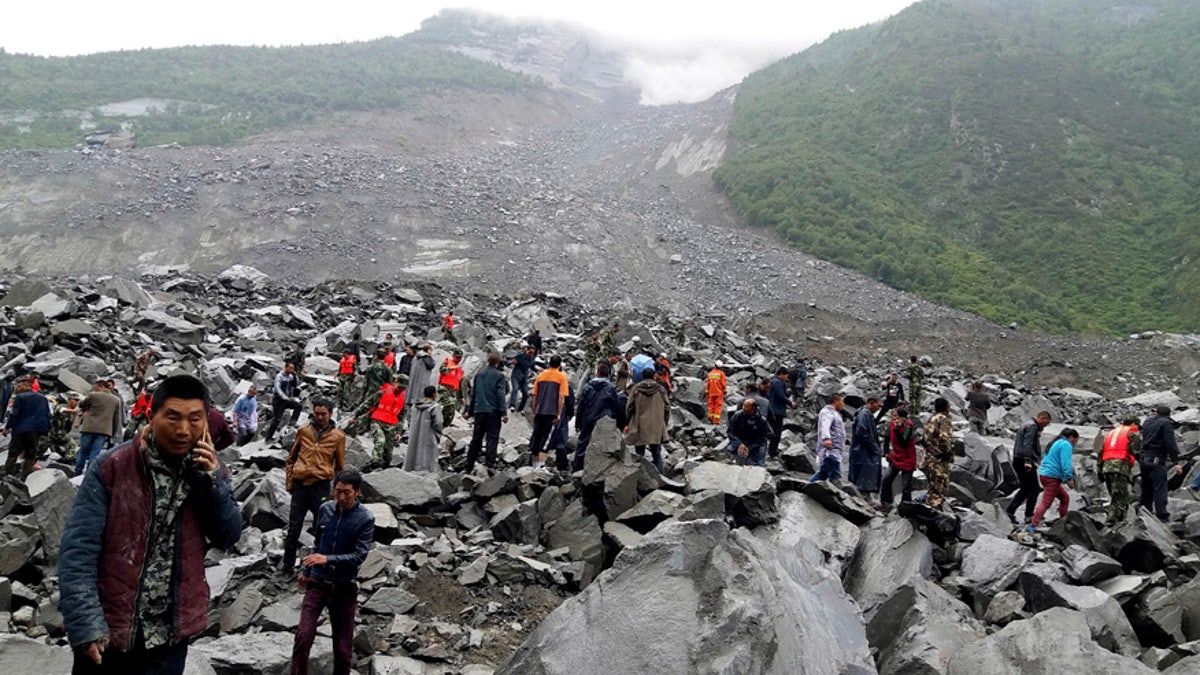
[758,381,770,393]
[1036,414,1050,428]
[247,387,257,397]
[285,363,295,375]
[332,481,360,511]
[312,406,331,428]
[833,398,845,411]
[742,399,757,415]
[149,397,208,457]
[868,400,882,413]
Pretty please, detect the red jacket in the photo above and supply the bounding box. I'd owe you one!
[887,418,918,471]
[370,384,406,425]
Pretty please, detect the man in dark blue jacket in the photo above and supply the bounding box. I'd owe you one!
[767,368,796,458]
[1139,405,1180,521]
[292,469,374,675]
[848,398,883,498]
[573,362,624,471]
[464,353,510,474]
[2,378,51,479]
[728,398,772,467]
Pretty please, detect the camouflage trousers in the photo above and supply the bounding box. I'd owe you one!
[1102,459,1133,526]
[123,417,147,442]
[439,385,461,427]
[370,420,397,467]
[337,374,358,411]
[923,456,951,509]
[909,384,924,414]
[39,432,77,460]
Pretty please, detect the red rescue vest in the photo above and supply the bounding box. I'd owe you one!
[131,393,152,419]
[438,358,464,390]
[1102,424,1137,465]
[338,355,356,375]
[384,351,395,368]
[370,384,405,425]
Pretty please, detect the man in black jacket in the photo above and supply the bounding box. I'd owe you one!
[464,354,510,475]
[1006,411,1051,525]
[2,378,51,479]
[1139,405,1180,521]
[728,398,772,467]
[573,362,624,471]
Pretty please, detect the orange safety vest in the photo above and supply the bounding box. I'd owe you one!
[442,314,455,330]
[384,351,395,368]
[1102,424,1137,465]
[131,393,152,419]
[338,355,357,375]
[370,384,405,425]
[30,378,40,392]
[438,358,464,390]
[706,369,727,397]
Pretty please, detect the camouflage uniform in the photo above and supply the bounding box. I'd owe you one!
[370,420,397,466]
[922,411,953,509]
[41,403,79,459]
[438,384,464,427]
[906,362,926,413]
[1102,431,1139,526]
[140,431,191,647]
[337,372,358,411]
[360,362,394,404]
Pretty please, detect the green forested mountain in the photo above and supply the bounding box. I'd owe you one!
[716,0,1200,333]
[0,32,532,148]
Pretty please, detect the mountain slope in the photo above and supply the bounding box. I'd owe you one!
[716,0,1200,333]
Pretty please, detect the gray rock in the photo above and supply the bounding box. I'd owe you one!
[956,507,1009,542]
[25,468,74,564]
[218,264,269,290]
[614,490,688,534]
[97,276,154,307]
[370,655,445,674]
[602,521,644,552]
[1165,654,1200,674]
[183,650,220,675]
[364,586,419,615]
[459,555,490,585]
[241,469,290,531]
[1109,508,1180,572]
[581,419,660,520]
[219,587,264,633]
[1127,586,1185,648]
[1060,545,1122,584]
[363,503,399,542]
[843,517,934,620]
[1177,577,1200,641]
[490,499,541,545]
[982,590,1026,626]
[798,479,877,524]
[134,309,205,343]
[770,491,862,577]
[960,534,1034,614]
[30,293,74,319]
[50,319,93,337]
[1045,510,1106,552]
[56,368,93,395]
[683,461,778,527]
[256,595,304,631]
[0,576,10,612]
[867,579,985,675]
[0,519,39,576]
[0,634,74,673]
[676,488,725,521]
[362,468,443,512]
[1093,574,1152,603]
[1019,573,1140,657]
[780,441,818,473]
[544,500,604,586]
[946,607,1154,674]
[199,631,332,675]
[496,519,874,674]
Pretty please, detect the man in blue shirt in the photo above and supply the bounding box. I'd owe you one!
[231,386,258,447]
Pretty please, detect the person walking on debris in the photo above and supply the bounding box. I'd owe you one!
[767,367,796,457]
[548,380,576,472]
[849,397,883,499]
[405,385,443,473]
[124,390,152,441]
[1029,427,1079,531]
[965,381,991,434]
[629,349,655,384]
[877,374,905,423]
[1006,411,1051,525]
[574,361,624,471]
[406,343,436,416]
[705,362,728,424]
[75,379,123,476]
[231,386,259,447]
[442,310,456,342]
[906,355,925,413]
[788,361,808,405]
[881,407,918,510]
[654,353,674,396]
[2,378,51,479]
[525,328,542,356]
[921,398,955,510]
[132,348,156,393]
[43,394,82,462]
[362,375,405,469]
[1139,405,1180,521]
[206,406,235,452]
[811,393,846,481]
[265,362,302,442]
[361,348,394,405]
[464,354,509,475]
[396,343,415,380]
[437,348,466,427]
[60,375,242,675]
[283,398,345,573]
[727,397,771,467]
[508,344,537,413]
[1101,417,1139,526]
[528,355,570,469]
[290,470,374,675]
[626,367,671,473]
[284,341,306,375]
[336,350,358,411]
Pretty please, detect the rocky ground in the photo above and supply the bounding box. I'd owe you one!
[2,269,1200,674]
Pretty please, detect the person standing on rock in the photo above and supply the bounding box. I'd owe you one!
[629,350,655,385]
[1138,405,1180,521]
[0,371,14,425]
[788,361,809,405]
[811,393,846,481]
[921,398,955,510]
[60,374,242,674]
[1005,411,1051,525]
[2,378,51,479]
[705,362,728,424]
[906,356,925,413]
[405,385,443,473]
[1100,417,1139,526]
[464,354,509,475]
[284,341,307,375]
[396,343,415,380]
[573,361,624,471]
[548,379,576,472]
[206,406,235,452]
[528,355,570,469]
[43,394,82,462]
[881,407,918,509]
[625,367,671,473]
[364,376,405,469]
[614,349,633,393]
[265,362,302,443]
[437,348,466,427]
[727,397,771,467]
[768,367,796,457]
[336,350,358,411]
[1029,428,1078,531]
[284,397,345,573]
[965,381,992,434]
[123,390,153,441]
[405,343,436,418]
[361,348,394,406]
[525,328,543,356]
[74,380,123,476]
[849,397,883,499]
[442,310,456,342]
[508,343,537,412]
[131,348,156,393]
[231,386,259,447]
[876,374,905,423]
[291,469,374,675]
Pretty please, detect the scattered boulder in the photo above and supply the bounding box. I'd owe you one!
[843,517,935,620]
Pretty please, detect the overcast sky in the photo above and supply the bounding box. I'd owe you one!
[3,1,919,103]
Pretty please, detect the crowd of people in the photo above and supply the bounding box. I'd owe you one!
[0,311,1192,675]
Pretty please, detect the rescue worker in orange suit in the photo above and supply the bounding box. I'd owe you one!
[705,362,728,424]
[336,349,358,411]
[438,349,466,427]
[442,311,456,342]
[654,353,673,396]
[1101,417,1139,526]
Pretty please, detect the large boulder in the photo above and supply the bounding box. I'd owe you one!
[946,607,1154,674]
[683,461,777,527]
[580,418,659,521]
[496,519,874,674]
[1127,586,1186,648]
[1019,573,1140,657]
[0,634,74,673]
[798,480,877,524]
[198,631,332,675]
[25,469,75,564]
[240,469,290,531]
[134,310,206,344]
[959,534,1034,615]
[769,492,862,577]
[544,500,604,586]
[1060,545,1122,584]
[362,469,443,512]
[843,517,935,620]
[866,579,985,675]
[1108,509,1181,572]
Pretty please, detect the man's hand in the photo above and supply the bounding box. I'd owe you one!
[302,553,328,567]
[737,444,749,457]
[1,429,8,437]
[83,639,107,665]
[502,415,509,424]
[1025,463,1033,471]
[192,438,218,472]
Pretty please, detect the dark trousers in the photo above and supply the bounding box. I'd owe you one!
[1006,461,1040,521]
[267,397,303,440]
[876,397,899,423]
[635,444,664,473]
[880,463,913,505]
[72,633,188,675]
[509,373,529,411]
[551,417,571,471]
[4,431,42,480]
[767,413,784,457]
[1139,460,1169,519]
[283,480,330,571]
[465,412,502,473]
[292,580,356,675]
[529,414,556,459]
[235,429,256,447]
[810,455,841,482]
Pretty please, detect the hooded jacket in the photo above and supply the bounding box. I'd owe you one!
[625,380,670,445]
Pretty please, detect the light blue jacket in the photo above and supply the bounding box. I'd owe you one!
[1038,437,1074,481]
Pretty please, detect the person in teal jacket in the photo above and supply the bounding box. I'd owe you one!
[1030,428,1079,529]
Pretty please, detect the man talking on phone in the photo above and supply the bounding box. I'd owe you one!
[59,374,243,674]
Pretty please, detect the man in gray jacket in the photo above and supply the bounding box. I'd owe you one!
[75,381,123,476]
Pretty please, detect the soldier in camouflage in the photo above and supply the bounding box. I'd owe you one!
[906,355,925,414]
[1101,417,1140,527]
[42,395,82,460]
[359,349,393,405]
[123,390,153,441]
[336,350,358,411]
[921,398,954,509]
[438,350,465,427]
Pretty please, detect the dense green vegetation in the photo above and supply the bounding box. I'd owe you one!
[0,30,533,148]
[716,0,1200,333]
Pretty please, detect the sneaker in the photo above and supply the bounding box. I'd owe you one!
[1006,511,1019,526]
[1025,525,1038,534]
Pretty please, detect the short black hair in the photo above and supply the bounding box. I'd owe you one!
[424,384,437,398]
[896,408,908,418]
[867,397,880,404]
[596,362,611,378]
[1155,405,1171,417]
[934,398,950,413]
[312,397,334,412]
[776,366,789,376]
[335,469,363,491]
[150,374,210,414]
[550,354,563,368]
[642,367,657,380]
